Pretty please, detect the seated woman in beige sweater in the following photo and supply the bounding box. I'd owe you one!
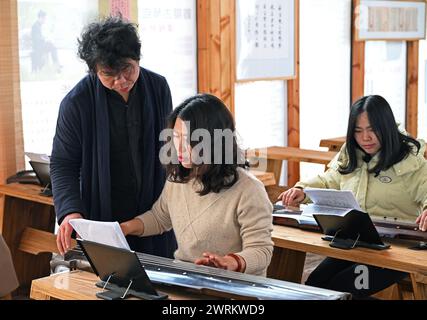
[120,94,273,276]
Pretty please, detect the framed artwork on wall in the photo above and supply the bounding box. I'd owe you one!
[356,0,426,41]
[235,0,296,81]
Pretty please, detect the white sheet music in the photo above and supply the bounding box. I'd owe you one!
[304,188,362,211]
[25,152,50,163]
[69,219,130,250]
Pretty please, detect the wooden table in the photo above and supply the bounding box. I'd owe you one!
[30,270,215,300]
[0,183,55,295]
[268,225,427,299]
[319,136,346,152]
[250,170,276,186]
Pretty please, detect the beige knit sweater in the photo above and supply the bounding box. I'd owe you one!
[136,168,274,276]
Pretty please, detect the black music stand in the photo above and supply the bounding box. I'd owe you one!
[78,239,168,300]
[313,210,390,250]
[29,160,52,197]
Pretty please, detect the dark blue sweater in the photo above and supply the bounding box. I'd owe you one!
[50,67,177,257]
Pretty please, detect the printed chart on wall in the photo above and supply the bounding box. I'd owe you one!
[236,0,295,81]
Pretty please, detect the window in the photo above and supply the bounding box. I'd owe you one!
[235,81,288,184]
[364,41,407,127]
[299,0,352,181]
[18,0,198,158]
[138,0,197,107]
[17,0,98,156]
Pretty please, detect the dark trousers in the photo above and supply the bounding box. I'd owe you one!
[305,257,407,298]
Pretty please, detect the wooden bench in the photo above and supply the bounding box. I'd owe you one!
[19,227,77,256]
[319,136,346,152]
[247,146,337,184]
[0,184,56,296]
[250,170,276,187]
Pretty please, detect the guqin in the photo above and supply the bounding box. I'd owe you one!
[65,246,349,300]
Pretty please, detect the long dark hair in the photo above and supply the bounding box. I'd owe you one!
[166,94,246,195]
[339,95,420,175]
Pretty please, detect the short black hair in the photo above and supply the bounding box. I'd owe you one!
[77,16,141,74]
[166,94,247,196]
[339,95,420,176]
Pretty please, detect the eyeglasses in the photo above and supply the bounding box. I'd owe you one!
[98,65,134,81]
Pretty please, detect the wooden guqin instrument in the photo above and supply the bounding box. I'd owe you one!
[65,246,349,300]
[272,206,427,242]
[372,218,427,242]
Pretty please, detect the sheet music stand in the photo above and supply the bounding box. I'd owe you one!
[29,160,52,197]
[313,210,390,250]
[78,239,168,300]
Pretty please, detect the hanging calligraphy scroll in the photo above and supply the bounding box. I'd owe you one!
[236,0,296,81]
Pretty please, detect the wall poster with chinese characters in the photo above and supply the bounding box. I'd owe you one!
[236,0,295,81]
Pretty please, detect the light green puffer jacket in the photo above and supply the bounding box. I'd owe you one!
[295,141,427,223]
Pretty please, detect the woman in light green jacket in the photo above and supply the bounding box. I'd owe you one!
[280,95,427,298]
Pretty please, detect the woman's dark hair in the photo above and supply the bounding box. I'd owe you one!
[166,94,246,195]
[339,95,420,175]
[77,16,141,74]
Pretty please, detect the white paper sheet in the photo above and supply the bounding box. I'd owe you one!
[69,219,130,250]
[272,212,318,225]
[25,152,50,163]
[304,188,362,211]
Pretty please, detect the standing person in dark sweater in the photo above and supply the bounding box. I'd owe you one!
[51,16,177,257]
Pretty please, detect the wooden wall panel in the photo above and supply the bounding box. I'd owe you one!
[406,41,419,138]
[197,0,209,94]
[197,0,235,112]
[209,0,222,98]
[287,0,300,187]
[0,0,24,184]
[351,0,365,103]
[219,0,235,114]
